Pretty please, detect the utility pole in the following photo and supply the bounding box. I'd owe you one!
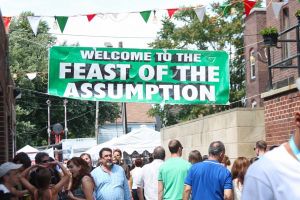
[95,42,114,144]
[122,102,128,134]
[95,101,99,144]
[119,41,128,134]
[63,99,68,139]
[46,99,51,145]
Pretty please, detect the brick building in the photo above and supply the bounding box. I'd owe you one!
[244,0,300,146]
[0,11,16,162]
[99,103,156,143]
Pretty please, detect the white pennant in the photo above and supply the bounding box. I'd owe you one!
[272,2,287,19]
[194,6,206,22]
[111,13,119,19]
[27,16,41,36]
[26,72,37,80]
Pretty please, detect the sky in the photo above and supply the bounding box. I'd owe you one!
[0,0,222,48]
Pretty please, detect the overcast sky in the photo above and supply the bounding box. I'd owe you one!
[0,0,222,48]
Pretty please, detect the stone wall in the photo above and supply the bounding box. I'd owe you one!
[160,108,265,163]
[244,8,268,107]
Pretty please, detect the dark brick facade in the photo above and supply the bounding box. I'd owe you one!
[264,90,299,146]
[244,8,268,107]
[245,0,300,146]
[0,11,16,163]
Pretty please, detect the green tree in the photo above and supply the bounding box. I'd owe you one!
[9,12,120,148]
[148,3,245,126]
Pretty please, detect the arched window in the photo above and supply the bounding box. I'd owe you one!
[250,49,256,79]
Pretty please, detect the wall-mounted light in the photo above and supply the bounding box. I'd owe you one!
[250,55,255,63]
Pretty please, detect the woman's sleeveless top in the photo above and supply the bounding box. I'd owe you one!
[72,182,85,199]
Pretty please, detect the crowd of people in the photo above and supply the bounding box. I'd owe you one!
[1,113,300,200]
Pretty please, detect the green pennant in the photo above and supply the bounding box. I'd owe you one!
[220,4,231,16]
[55,16,68,33]
[140,10,151,23]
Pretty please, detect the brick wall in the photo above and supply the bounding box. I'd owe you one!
[245,0,300,146]
[264,90,299,146]
[0,95,7,162]
[244,9,268,107]
[0,11,15,163]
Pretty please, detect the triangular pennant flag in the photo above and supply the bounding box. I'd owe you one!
[2,17,12,33]
[220,4,231,16]
[194,7,206,22]
[272,2,287,19]
[244,0,257,16]
[111,13,119,19]
[26,72,37,80]
[54,16,68,33]
[52,20,59,30]
[140,10,151,23]
[86,14,96,22]
[167,8,178,18]
[27,16,41,36]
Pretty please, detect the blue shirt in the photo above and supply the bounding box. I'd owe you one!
[185,160,232,200]
[91,164,131,200]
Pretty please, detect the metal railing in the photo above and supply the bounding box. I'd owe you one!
[266,19,300,89]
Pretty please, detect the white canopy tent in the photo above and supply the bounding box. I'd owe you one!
[16,145,39,161]
[86,126,161,161]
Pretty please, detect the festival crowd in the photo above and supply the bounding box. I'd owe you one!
[1,112,300,200]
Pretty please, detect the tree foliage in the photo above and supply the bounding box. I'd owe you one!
[148,3,245,126]
[9,12,120,148]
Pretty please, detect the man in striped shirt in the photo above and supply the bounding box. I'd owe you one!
[91,147,131,200]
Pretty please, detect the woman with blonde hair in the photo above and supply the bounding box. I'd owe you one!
[231,157,250,200]
[67,157,94,200]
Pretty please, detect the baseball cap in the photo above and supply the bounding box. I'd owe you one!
[0,162,22,178]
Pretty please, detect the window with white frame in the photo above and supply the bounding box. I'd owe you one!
[282,8,290,60]
[250,49,256,79]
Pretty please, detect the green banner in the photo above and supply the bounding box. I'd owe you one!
[48,46,230,105]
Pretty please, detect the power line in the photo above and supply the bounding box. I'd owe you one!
[64,108,96,123]
[19,126,48,135]
[49,32,156,39]
[18,87,49,96]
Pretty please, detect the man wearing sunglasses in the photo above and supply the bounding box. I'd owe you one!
[29,153,61,186]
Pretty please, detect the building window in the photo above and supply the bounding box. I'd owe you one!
[281,8,290,59]
[250,49,256,79]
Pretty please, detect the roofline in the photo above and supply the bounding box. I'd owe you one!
[250,7,266,14]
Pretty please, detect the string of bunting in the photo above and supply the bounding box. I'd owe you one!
[2,6,205,34]
[1,0,265,35]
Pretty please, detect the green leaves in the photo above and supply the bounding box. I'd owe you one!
[148,1,245,122]
[9,12,120,148]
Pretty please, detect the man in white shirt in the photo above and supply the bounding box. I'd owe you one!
[242,112,300,199]
[136,146,165,200]
[130,158,143,200]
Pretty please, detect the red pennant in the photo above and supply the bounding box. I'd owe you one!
[86,14,96,22]
[2,17,12,33]
[167,8,178,18]
[244,0,257,16]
